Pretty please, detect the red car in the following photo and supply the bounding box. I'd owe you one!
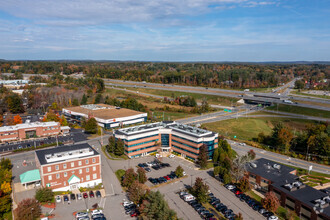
[130,212,138,217]
[234,190,242,195]
[89,191,95,198]
[83,192,88,199]
[164,176,170,180]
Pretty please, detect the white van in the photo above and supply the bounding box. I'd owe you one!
[184,194,195,202]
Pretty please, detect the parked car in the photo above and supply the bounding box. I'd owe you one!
[224,184,236,190]
[164,176,170,180]
[77,193,82,200]
[144,167,151,172]
[91,209,103,216]
[76,212,88,219]
[70,193,76,200]
[56,195,61,203]
[96,190,101,198]
[63,195,69,201]
[169,154,175,158]
[83,192,88,199]
[268,216,279,220]
[89,191,95,198]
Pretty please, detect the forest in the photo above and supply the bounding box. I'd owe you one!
[1,61,329,90]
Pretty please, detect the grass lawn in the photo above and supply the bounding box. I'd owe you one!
[202,117,319,141]
[267,104,330,118]
[152,111,198,121]
[279,163,330,178]
[125,87,239,106]
[291,90,330,99]
[245,190,262,203]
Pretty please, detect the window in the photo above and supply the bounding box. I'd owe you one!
[48,175,52,181]
[64,172,67,177]
[93,174,97,179]
[79,169,82,174]
[56,174,60,179]
[63,164,67,169]
[93,166,96,171]
[85,159,89,164]
[71,162,74,167]
[55,165,59,170]
[92,158,96,163]
[86,175,90,181]
[47,167,51,172]
[78,161,82,166]
[86,168,89,172]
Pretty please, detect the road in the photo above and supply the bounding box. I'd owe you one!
[228,140,330,174]
[104,79,330,111]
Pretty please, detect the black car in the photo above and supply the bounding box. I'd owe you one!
[263,211,274,217]
[70,194,76,200]
[138,163,145,168]
[96,190,101,198]
[63,195,69,201]
[144,167,151,172]
[152,165,160,170]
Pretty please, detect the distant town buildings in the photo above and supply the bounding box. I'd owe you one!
[246,158,329,220]
[35,143,102,191]
[0,121,69,143]
[62,104,147,129]
[114,121,218,159]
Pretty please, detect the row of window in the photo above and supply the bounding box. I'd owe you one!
[124,134,159,142]
[171,139,198,150]
[126,145,155,153]
[0,132,18,136]
[172,144,198,156]
[127,139,159,148]
[43,127,58,131]
[172,135,199,144]
[48,173,98,181]
[47,158,97,172]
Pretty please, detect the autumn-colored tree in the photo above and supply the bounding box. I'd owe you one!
[13,115,22,125]
[137,167,147,184]
[122,168,137,188]
[43,110,61,123]
[0,181,11,194]
[277,128,293,153]
[239,178,251,192]
[234,212,243,220]
[0,113,3,126]
[262,192,280,212]
[6,116,15,125]
[127,180,149,205]
[60,115,68,126]
[14,198,41,220]
[247,149,256,160]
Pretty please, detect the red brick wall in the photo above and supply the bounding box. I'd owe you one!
[41,155,101,190]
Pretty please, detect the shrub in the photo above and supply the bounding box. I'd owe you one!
[35,187,54,203]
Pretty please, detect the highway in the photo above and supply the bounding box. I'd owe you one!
[104,79,330,111]
[228,140,330,174]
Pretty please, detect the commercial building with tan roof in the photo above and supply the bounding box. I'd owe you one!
[62,104,147,129]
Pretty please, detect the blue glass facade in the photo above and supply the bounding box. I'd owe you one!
[161,134,170,146]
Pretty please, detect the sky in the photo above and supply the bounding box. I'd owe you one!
[0,0,329,61]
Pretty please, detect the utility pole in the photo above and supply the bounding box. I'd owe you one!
[56,135,58,147]
[101,127,103,146]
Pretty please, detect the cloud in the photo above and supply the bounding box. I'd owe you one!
[0,0,278,26]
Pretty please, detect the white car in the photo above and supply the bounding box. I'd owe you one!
[55,195,61,203]
[123,201,134,207]
[268,216,279,220]
[183,172,187,176]
[169,154,175,158]
[77,193,82,200]
[91,209,103,216]
[75,212,88,219]
[225,184,236,190]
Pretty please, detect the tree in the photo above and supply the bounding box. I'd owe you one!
[192,177,209,203]
[197,144,208,169]
[142,191,177,220]
[212,148,219,163]
[294,79,305,89]
[43,110,61,123]
[239,178,251,192]
[6,93,24,113]
[84,117,98,134]
[213,166,221,176]
[13,115,22,125]
[72,98,79,106]
[0,158,12,170]
[231,154,251,183]
[277,127,293,153]
[122,168,137,188]
[0,195,11,216]
[247,149,256,160]
[223,173,232,184]
[35,187,54,203]
[14,198,41,220]
[114,139,125,156]
[94,94,103,104]
[81,94,88,105]
[0,181,11,194]
[127,180,148,205]
[235,212,243,220]
[137,167,147,184]
[175,165,184,178]
[107,136,116,154]
[60,115,68,126]
[262,192,280,212]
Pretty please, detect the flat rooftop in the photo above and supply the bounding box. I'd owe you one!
[35,143,99,165]
[246,158,296,183]
[116,121,215,138]
[0,121,59,132]
[63,104,145,120]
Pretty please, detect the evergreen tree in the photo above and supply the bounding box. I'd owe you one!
[175,165,184,178]
[197,144,208,169]
[114,139,125,156]
[72,98,79,106]
[81,94,88,105]
[35,187,54,203]
[137,167,147,184]
[84,117,98,134]
[192,177,209,203]
[94,94,102,104]
[107,136,116,154]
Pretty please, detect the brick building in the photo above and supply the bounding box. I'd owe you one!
[246,158,329,220]
[0,121,62,143]
[35,143,102,191]
[114,121,218,160]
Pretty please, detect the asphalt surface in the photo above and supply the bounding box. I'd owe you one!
[104,79,330,112]
[228,140,330,174]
